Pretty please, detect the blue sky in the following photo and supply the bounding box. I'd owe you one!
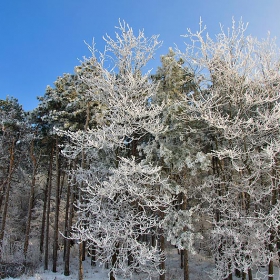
[0,0,280,111]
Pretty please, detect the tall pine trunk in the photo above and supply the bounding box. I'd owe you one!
[268,160,278,280]
[40,164,51,254]
[78,102,91,280]
[79,242,84,280]
[0,139,15,258]
[181,192,189,280]
[0,178,8,214]
[268,187,277,280]
[23,140,40,260]
[64,161,76,276]
[52,136,61,272]
[63,171,70,262]
[159,210,165,280]
[44,147,54,270]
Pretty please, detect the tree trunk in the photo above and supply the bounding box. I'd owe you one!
[180,192,189,280]
[82,241,86,261]
[0,139,15,258]
[0,178,8,214]
[63,172,70,261]
[268,259,274,280]
[77,102,90,279]
[52,136,61,272]
[152,229,156,248]
[79,242,84,280]
[110,243,119,280]
[183,249,189,280]
[59,171,66,199]
[278,238,280,265]
[40,178,48,254]
[90,244,96,266]
[268,179,277,280]
[248,268,252,280]
[159,208,165,280]
[64,162,76,276]
[23,141,40,259]
[159,233,165,280]
[44,147,54,270]
[180,250,183,269]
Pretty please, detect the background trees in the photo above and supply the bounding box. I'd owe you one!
[0,97,43,271]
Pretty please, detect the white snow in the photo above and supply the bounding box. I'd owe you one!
[7,245,213,280]
[6,245,280,280]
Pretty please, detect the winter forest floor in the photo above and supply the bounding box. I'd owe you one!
[6,246,214,280]
[5,244,280,280]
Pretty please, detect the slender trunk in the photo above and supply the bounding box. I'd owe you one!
[78,185,84,280]
[24,141,40,259]
[152,228,156,248]
[278,238,280,265]
[0,139,15,257]
[52,136,61,272]
[59,171,65,199]
[159,233,165,280]
[77,102,90,279]
[0,179,7,213]
[40,169,50,254]
[268,259,274,280]
[79,242,84,280]
[268,171,277,280]
[109,262,116,280]
[213,155,221,223]
[183,249,189,280]
[181,192,189,280]
[79,115,87,280]
[248,268,252,280]
[110,243,119,280]
[268,235,275,278]
[44,147,54,270]
[64,162,76,276]
[278,168,280,265]
[82,241,86,261]
[40,180,49,254]
[159,209,165,280]
[63,173,70,261]
[90,244,96,266]
[235,269,241,278]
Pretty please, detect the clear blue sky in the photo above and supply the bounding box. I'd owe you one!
[1,0,280,111]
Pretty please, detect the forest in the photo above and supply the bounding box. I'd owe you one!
[0,20,280,280]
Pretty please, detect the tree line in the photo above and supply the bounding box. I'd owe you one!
[0,20,279,280]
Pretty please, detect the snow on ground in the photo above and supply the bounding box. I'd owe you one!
[6,245,214,280]
[5,245,280,279]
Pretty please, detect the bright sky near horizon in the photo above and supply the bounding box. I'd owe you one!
[0,0,280,111]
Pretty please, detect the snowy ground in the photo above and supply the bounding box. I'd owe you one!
[5,246,280,280]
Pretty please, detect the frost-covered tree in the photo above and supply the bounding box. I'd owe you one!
[0,97,43,269]
[0,98,26,251]
[33,65,104,273]
[149,49,210,280]
[62,21,174,280]
[35,62,100,133]
[178,19,280,279]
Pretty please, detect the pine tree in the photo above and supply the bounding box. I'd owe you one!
[0,98,27,261]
